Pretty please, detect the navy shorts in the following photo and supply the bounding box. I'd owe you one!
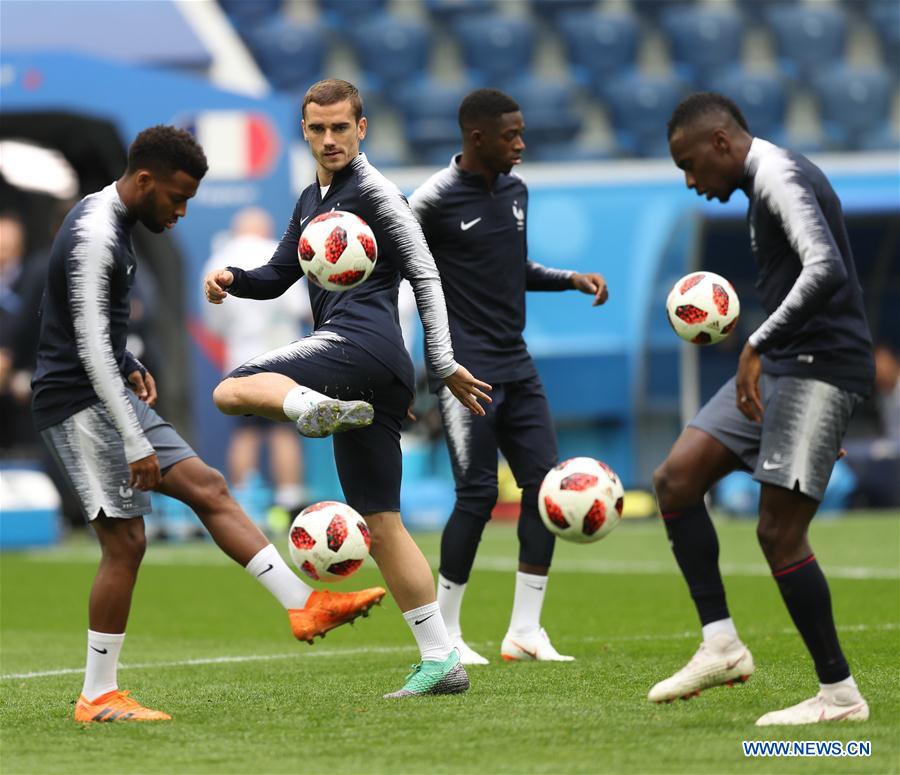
[41,392,196,521]
[229,331,413,514]
[690,374,860,502]
[438,373,558,510]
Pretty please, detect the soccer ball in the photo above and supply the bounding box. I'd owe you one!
[665,271,740,345]
[538,457,625,543]
[298,210,378,292]
[288,501,371,582]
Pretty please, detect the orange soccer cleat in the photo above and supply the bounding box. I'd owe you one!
[74,689,172,722]
[289,587,386,644]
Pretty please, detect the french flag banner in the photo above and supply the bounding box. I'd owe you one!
[182,111,280,180]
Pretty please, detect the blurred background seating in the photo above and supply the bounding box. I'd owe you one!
[212,0,897,164]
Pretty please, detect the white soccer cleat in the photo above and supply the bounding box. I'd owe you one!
[648,632,754,703]
[501,628,574,662]
[755,687,869,726]
[450,636,490,665]
[294,399,373,438]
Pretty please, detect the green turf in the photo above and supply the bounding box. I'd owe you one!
[1,513,898,773]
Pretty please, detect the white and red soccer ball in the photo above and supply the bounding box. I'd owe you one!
[665,271,740,345]
[538,457,625,543]
[298,210,378,292]
[288,501,371,582]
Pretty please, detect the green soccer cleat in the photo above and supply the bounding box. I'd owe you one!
[383,649,470,698]
[294,399,373,438]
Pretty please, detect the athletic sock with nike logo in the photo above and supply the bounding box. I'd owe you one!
[403,602,453,662]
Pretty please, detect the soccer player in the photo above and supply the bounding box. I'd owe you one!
[32,126,385,724]
[203,80,491,698]
[650,93,873,725]
[409,88,609,665]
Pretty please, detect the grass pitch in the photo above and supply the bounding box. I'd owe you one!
[1,513,898,774]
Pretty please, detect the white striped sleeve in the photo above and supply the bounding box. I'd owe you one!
[356,157,458,379]
[747,148,847,353]
[69,194,153,463]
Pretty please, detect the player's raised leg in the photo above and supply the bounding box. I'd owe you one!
[158,454,384,643]
[648,425,754,703]
[214,366,373,439]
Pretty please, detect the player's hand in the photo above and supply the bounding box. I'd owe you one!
[735,342,763,423]
[571,272,609,306]
[129,453,161,491]
[443,365,492,416]
[127,368,157,406]
[204,269,234,304]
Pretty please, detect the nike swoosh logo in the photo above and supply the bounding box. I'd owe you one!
[439,583,451,590]
[90,646,108,654]
[761,460,783,471]
[300,215,310,226]
[460,217,482,231]
[507,639,537,659]
[725,650,747,670]
[414,614,435,625]
[819,702,866,722]
[525,584,545,591]
[256,563,274,577]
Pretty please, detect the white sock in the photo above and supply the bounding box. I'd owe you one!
[436,574,466,639]
[403,602,452,662]
[508,571,548,636]
[821,675,859,697]
[282,386,326,421]
[274,484,306,510]
[701,617,738,642]
[82,630,125,701]
[245,544,312,609]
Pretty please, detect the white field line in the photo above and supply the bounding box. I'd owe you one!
[22,549,900,580]
[2,623,896,682]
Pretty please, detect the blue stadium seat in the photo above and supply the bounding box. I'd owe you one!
[396,79,470,164]
[530,0,596,18]
[866,1,900,72]
[732,0,783,21]
[558,11,640,95]
[765,4,848,81]
[504,76,583,147]
[660,6,745,88]
[812,64,894,151]
[424,0,493,22]
[604,72,688,157]
[243,18,325,92]
[708,69,787,144]
[317,0,387,28]
[348,15,431,96]
[219,0,282,30]
[630,0,692,23]
[454,13,537,85]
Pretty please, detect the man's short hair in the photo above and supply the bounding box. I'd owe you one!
[458,88,520,131]
[303,79,363,121]
[127,125,208,180]
[667,92,749,139]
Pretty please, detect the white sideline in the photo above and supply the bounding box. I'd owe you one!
[24,549,900,580]
[2,622,896,682]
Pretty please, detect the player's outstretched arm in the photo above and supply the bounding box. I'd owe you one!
[443,365,492,416]
[204,268,235,304]
[571,272,609,306]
